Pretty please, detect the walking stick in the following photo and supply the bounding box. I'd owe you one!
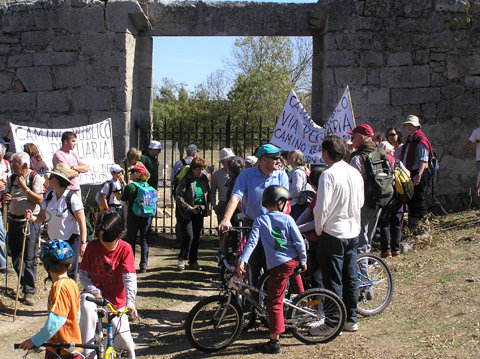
[13,219,29,321]
[3,203,8,289]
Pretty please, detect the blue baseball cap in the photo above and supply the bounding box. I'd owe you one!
[256,144,281,158]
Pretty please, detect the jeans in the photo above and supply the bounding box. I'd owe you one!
[7,219,40,294]
[358,205,381,254]
[177,214,203,264]
[317,232,359,323]
[66,233,81,281]
[408,169,429,220]
[126,214,152,270]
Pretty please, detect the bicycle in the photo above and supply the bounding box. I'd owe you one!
[356,253,393,316]
[14,296,132,358]
[256,252,393,321]
[185,261,346,353]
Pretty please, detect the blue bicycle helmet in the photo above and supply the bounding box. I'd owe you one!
[40,239,74,267]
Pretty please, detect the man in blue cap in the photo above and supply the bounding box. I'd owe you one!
[219,144,289,284]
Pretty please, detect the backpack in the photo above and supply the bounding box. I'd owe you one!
[295,166,315,205]
[94,180,114,210]
[393,161,414,203]
[416,135,439,178]
[10,170,47,197]
[364,150,395,208]
[131,181,158,217]
[45,189,95,241]
[172,159,189,195]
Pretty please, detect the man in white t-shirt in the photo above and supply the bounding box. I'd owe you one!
[53,131,89,192]
[466,127,480,173]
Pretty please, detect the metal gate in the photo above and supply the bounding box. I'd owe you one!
[151,117,272,235]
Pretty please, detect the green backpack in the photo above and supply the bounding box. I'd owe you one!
[364,151,395,208]
[131,182,158,218]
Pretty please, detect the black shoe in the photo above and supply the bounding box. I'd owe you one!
[189,262,202,271]
[255,340,281,354]
[139,268,147,273]
[0,267,15,274]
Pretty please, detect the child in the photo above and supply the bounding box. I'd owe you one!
[18,239,82,359]
[100,164,126,215]
[236,185,307,354]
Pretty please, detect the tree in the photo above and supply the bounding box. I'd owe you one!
[226,36,312,128]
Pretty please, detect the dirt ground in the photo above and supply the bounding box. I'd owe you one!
[1,211,479,359]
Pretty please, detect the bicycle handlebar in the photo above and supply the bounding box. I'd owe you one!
[85,296,108,306]
[85,296,134,320]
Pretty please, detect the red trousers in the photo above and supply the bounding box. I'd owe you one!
[267,257,304,335]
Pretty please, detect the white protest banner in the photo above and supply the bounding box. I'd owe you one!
[270,87,356,164]
[11,119,114,185]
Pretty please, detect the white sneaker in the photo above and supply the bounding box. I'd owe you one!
[306,318,325,328]
[343,321,358,332]
[177,260,186,270]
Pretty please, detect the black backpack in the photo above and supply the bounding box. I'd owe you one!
[364,151,395,208]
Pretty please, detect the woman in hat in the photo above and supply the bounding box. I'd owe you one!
[25,163,87,281]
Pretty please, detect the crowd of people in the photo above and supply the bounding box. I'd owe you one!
[0,117,478,357]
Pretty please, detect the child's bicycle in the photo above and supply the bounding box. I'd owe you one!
[254,253,393,322]
[14,296,132,358]
[185,261,346,353]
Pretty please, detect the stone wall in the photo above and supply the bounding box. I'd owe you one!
[0,0,153,159]
[0,0,479,209]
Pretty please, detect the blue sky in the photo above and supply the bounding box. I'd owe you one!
[152,0,317,92]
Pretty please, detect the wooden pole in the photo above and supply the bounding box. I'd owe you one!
[13,219,29,321]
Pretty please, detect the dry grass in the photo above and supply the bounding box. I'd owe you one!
[1,210,479,358]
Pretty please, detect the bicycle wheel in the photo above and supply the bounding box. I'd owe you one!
[185,295,244,352]
[287,288,346,344]
[357,253,393,316]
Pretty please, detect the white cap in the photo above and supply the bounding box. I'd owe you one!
[403,115,421,128]
[378,141,395,154]
[219,148,235,162]
[245,156,257,165]
[148,140,162,150]
[110,164,123,173]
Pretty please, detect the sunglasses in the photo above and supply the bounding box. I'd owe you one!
[265,156,281,161]
[387,133,397,137]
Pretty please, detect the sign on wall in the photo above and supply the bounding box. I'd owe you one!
[270,87,356,164]
[11,119,115,185]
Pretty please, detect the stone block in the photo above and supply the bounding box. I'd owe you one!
[2,13,35,32]
[391,88,441,105]
[54,65,87,88]
[327,50,357,67]
[413,49,429,65]
[431,72,448,87]
[350,87,390,105]
[86,62,126,88]
[113,90,131,112]
[334,67,367,85]
[67,5,105,33]
[72,87,112,111]
[367,69,380,86]
[0,71,13,91]
[0,44,10,55]
[52,33,80,51]
[0,93,36,112]
[447,54,480,79]
[37,91,70,113]
[380,65,430,88]
[335,32,373,50]
[8,54,33,68]
[21,31,53,49]
[387,52,412,67]
[440,84,465,100]
[106,0,148,33]
[80,33,118,56]
[465,76,480,88]
[413,31,455,49]
[17,66,53,91]
[0,34,19,44]
[33,52,76,66]
[361,51,384,66]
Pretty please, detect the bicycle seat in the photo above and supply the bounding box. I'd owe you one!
[233,212,246,222]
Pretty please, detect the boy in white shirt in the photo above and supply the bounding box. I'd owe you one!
[100,164,126,216]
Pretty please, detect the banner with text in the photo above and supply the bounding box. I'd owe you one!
[270,87,356,164]
[11,119,114,185]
